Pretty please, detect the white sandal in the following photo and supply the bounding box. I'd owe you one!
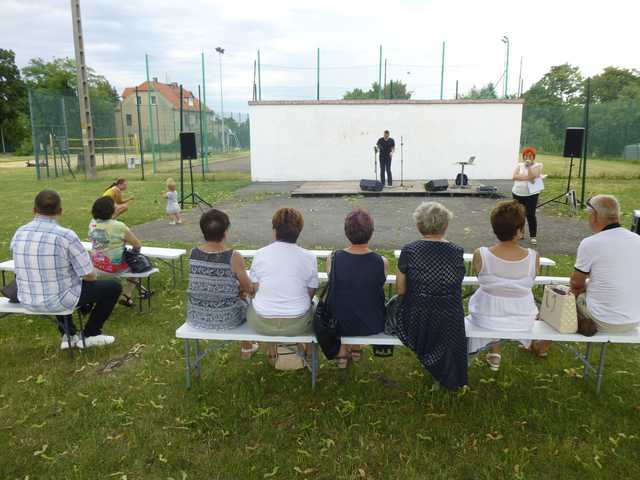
[486,353,501,371]
[241,342,259,359]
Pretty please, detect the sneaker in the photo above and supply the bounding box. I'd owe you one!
[530,238,537,245]
[169,221,176,225]
[77,334,115,349]
[60,334,80,350]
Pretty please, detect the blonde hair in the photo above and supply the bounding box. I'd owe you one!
[166,178,177,190]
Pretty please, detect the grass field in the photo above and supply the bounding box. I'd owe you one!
[0,155,639,479]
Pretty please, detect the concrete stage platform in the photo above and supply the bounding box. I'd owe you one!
[291,180,504,198]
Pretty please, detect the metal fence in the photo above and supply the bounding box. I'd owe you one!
[27,87,249,179]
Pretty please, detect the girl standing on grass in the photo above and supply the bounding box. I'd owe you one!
[162,178,182,225]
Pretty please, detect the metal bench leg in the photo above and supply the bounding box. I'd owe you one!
[595,343,608,395]
[193,340,201,379]
[311,343,318,390]
[147,276,152,312]
[1,271,5,287]
[63,315,74,359]
[583,343,593,379]
[77,310,86,350]
[179,256,184,280]
[170,260,177,288]
[184,339,192,389]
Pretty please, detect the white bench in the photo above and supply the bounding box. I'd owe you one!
[80,242,185,287]
[176,315,639,394]
[0,298,82,356]
[0,261,159,313]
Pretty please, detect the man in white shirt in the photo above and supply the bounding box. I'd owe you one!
[570,194,640,333]
[248,208,318,336]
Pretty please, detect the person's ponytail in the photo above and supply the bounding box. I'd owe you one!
[105,178,126,192]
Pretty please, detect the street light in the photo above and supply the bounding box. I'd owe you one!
[501,36,510,98]
[215,46,225,152]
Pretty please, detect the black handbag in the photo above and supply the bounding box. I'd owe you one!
[122,249,153,273]
[1,280,19,303]
[312,251,341,360]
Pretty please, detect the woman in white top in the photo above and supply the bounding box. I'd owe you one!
[248,208,319,336]
[512,146,543,245]
[467,200,547,371]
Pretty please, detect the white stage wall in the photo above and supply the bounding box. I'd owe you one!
[248,99,523,182]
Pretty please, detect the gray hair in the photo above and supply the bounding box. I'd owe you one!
[413,201,452,236]
[590,194,620,222]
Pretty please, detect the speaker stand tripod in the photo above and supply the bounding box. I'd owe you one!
[537,156,576,209]
[179,154,211,209]
[400,136,404,187]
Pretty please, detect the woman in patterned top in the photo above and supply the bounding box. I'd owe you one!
[186,209,257,358]
[392,201,467,389]
[88,196,143,307]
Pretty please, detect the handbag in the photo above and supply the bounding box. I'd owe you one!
[539,285,577,333]
[384,295,402,335]
[0,280,19,303]
[122,249,153,273]
[312,251,341,360]
[269,344,305,371]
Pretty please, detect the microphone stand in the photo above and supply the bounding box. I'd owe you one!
[373,146,378,182]
[400,136,404,187]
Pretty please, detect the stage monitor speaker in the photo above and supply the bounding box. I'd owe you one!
[180,132,197,160]
[478,185,498,194]
[360,179,383,192]
[425,179,448,192]
[563,127,584,158]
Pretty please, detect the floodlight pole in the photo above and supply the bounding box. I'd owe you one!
[440,41,445,100]
[70,0,96,180]
[502,36,510,97]
[378,45,383,99]
[581,78,591,208]
[144,53,157,173]
[201,52,209,172]
[257,50,262,101]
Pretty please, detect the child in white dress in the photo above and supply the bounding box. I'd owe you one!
[162,178,182,225]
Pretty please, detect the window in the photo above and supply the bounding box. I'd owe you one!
[151,95,157,105]
[188,97,194,107]
[126,114,132,127]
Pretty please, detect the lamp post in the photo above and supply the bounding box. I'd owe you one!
[215,46,225,152]
[501,36,510,98]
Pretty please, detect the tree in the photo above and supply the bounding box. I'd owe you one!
[461,83,497,99]
[523,63,584,106]
[0,49,28,152]
[344,80,411,99]
[590,66,640,103]
[22,57,118,102]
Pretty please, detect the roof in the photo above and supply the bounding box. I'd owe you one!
[122,81,212,112]
[248,99,524,106]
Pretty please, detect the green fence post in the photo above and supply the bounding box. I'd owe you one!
[144,53,157,174]
[201,52,209,172]
[440,41,445,100]
[316,48,320,100]
[28,90,41,180]
[378,45,383,99]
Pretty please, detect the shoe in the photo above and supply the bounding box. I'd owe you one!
[169,221,176,225]
[241,342,259,359]
[60,334,80,350]
[530,238,537,245]
[77,334,115,349]
[486,353,501,371]
[176,219,183,224]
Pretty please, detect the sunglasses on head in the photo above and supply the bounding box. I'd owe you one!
[586,198,597,214]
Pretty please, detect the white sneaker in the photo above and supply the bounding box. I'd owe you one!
[169,221,176,225]
[60,334,80,350]
[77,334,115,349]
[530,238,537,245]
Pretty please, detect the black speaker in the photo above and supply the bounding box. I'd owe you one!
[425,179,448,192]
[632,210,640,234]
[563,127,584,158]
[360,179,384,192]
[455,173,468,186]
[180,132,197,159]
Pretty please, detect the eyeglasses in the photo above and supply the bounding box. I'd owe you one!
[586,198,597,215]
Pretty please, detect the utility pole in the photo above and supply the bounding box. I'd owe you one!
[501,36,510,98]
[517,56,523,97]
[70,0,96,179]
[378,45,383,99]
[440,41,445,100]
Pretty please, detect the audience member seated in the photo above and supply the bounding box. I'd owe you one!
[466,200,545,371]
[390,201,467,389]
[570,194,640,333]
[11,190,121,349]
[248,208,318,338]
[326,209,388,368]
[89,197,143,308]
[186,209,257,358]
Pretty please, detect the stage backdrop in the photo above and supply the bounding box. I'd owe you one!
[248,99,524,182]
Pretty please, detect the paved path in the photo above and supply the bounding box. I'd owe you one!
[133,180,590,256]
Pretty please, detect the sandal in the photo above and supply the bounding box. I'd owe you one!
[336,356,349,369]
[118,295,134,308]
[486,353,501,371]
[350,348,363,363]
[241,342,259,359]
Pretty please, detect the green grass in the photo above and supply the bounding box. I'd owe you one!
[1,159,640,479]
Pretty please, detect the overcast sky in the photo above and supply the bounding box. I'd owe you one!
[2,0,639,113]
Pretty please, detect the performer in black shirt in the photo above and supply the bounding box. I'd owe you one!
[376,130,395,186]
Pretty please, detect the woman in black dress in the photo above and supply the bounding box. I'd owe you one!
[327,209,388,368]
[393,201,467,389]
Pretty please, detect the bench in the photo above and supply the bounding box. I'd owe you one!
[80,242,185,287]
[0,297,82,356]
[0,261,159,313]
[177,314,639,395]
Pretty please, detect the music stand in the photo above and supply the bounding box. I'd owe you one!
[453,155,475,189]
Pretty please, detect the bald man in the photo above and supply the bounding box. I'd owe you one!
[570,194,640,333]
